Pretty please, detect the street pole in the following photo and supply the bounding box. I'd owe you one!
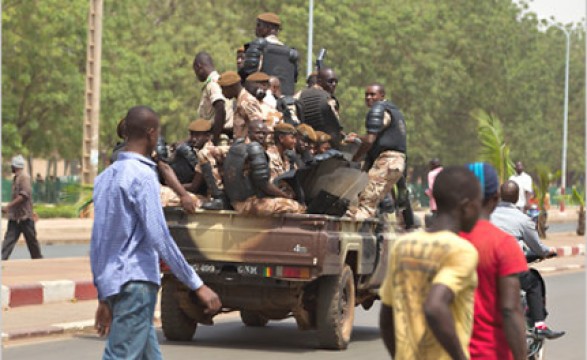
[306,0,314,77]
[553,24,570,212]
[81,0,103,185]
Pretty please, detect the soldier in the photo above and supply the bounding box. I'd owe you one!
[193,52,232,144]
[297,67,343,147]
[314,131,332,154]
[245,71,276,118]
[294,124,317,165]
[271,76,301,125]
[223,121,305,216]
[217,71,263,140]
[160,119,214,209]
[239,12,299,96]
[266,123,298,180]
[236,46,245,71]
[345,83,407,220]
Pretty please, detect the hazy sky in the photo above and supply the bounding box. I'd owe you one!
[524,0,586,24]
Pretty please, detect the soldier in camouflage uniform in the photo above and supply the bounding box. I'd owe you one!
[223,121,305,216]
[218,71,263,139]
[314,131,332,154]
[345,83,407,220]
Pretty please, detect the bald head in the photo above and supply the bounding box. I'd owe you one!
[248,120,269,144]
[124,106,159,141]
[193,52,215,81]
[500,180,519,204]
[269,76,281,97]
[318,67,338,95]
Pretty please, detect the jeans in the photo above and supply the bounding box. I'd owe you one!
[104,281,162,360]
[1,219,43,260]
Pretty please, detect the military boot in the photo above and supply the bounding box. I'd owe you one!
[200,162,229,210]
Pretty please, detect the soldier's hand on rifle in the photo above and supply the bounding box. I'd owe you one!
[195,285,222,315]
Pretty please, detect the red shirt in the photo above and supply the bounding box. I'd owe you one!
[460,220,528,360]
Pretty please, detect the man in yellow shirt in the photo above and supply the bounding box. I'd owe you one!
[379,166,481,360]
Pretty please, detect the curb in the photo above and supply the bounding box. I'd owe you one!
[1,280,97,308]
[554,244,585,257]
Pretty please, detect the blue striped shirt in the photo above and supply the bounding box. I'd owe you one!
[90,152,202,300]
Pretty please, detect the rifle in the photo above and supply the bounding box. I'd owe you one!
[316,48,327,72]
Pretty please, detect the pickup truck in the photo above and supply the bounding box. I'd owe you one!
[161,207,396,350]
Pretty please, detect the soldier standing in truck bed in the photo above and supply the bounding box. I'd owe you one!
[297,67,343,148]
[239,12,299,96]
[345,83,407,220]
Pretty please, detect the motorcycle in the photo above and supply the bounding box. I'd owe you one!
[522,252,557,360]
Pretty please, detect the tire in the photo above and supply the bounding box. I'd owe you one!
[240,310,269,327]
[316,265,356,350]
[161,277,197,341]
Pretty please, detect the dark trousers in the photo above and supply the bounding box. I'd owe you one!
[520,270,547,323]
[2,219,43,260]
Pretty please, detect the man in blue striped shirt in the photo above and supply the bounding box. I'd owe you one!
[91,106,221,359]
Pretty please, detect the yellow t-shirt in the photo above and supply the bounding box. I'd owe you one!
[380,230,478,360]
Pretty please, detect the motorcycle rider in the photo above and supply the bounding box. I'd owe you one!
[491,180,565,339]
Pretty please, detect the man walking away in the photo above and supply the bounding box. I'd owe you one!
[2,155,43,260]
[460,162,528,360]
[379,166,481,360]
[91,106,221,359]
[491,180,565,339]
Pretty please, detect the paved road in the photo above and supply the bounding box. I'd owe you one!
[3,271,585,360]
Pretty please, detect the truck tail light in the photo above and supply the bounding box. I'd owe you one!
[275,266,311,279]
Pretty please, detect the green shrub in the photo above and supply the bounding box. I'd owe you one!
[33,204,79,218]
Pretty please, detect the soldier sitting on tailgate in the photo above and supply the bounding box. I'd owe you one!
[223,120,306,216]
[239,12,299,96]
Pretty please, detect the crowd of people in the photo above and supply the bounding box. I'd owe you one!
[87,11,566,360]
[381,162,565,360]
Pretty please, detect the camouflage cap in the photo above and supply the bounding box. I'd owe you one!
[257,12,281,26]
[274,122,296,135]
[247,71,271,83]
[188,119,213,132]
[217,71,241,87]
[315,131,331,143]
[296,123,317,142]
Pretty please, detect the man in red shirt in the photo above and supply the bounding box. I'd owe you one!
[461,162,528,360]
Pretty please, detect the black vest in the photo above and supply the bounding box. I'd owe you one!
[367,101,407,164]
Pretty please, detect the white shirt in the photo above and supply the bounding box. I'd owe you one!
[509,172,533,208]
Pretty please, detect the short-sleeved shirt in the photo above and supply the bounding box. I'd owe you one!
[509,172,533,208]
[8,172,34,221]
[198,71,233,130]
[380,230,478,360]
[234,88,263,139]
[460,220,528,360]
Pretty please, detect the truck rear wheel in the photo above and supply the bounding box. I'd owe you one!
[316,265,356,350]
[240,310,269,327]
[161,277,197,341]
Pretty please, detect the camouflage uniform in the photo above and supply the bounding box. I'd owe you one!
[346,100,407,220]
[346,150,405,220]
[233,196,305,216]
[266,145,296,198]
[160,186,207,208]
[195,143,230,190]
[234,88,264,139]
